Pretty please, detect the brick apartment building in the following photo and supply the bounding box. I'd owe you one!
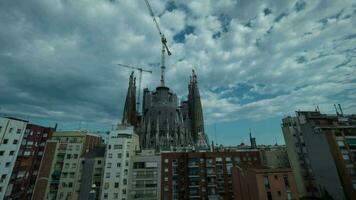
[232,166,299,200]
[6,124,55,200]
[161,150,261,200]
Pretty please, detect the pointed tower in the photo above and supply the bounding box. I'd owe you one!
[249,129,257,149]
[121,72,137,126]
[188,70,205,143]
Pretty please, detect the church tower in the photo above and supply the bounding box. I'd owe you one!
[121,72,138,126]
[188,70,205,143]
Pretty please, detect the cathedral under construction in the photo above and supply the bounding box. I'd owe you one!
[121,70,207,151]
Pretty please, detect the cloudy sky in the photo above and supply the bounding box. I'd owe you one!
[0,0,355,145]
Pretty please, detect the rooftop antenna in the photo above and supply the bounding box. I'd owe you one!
[333,104,339,115]
[316,105,320,112]
[214,124,218,146]
[275,136,278,146]
[338,104,343,115]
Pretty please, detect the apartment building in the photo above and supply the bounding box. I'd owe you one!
[32,131,101,200]
[101,125,139,200]
[129,149,161,200]
[232,166,299,200]
[259,145,290,169]
[6,123,55,200]
[282,110,356,199]
[0,117,28,200]
[77,146,106,200]
[161,150,262,200]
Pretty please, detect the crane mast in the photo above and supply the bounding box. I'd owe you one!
[144,0,171,87]
[118,63,152,112]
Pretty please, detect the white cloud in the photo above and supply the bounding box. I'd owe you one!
[0,0,355,128]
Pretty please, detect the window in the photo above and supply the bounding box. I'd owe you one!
[117,153,122,158]
[0,151,4,156]
[16,129,21,134]
[126,152,129,157]
[133,162,145,169]
[108,153,112,158]
[114,193,118,199]
[115,182,119,188]
[9,151,14,156]
[123,179,127,185]
[104,193,108,199]
[9,128,13,133]
[117,163,121,167]
[114,145,122,149]
[164,159,169,163]
[122,188,126,194]
[107,163,112,168]
[283,175,290,187]
[267,192,272,200]
[3,139,8,144]
[287,192,292,200]
[97,160,102,164]
[108,145,111,150]
[106,173,110,178]
[264,176,270,189]
[5,162,11,167]
[13,139,18,144]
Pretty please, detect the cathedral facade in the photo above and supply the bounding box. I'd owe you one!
[121,70,206,151]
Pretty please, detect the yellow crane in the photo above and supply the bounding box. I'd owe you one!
[144,0,172,87]
[118,63,152,110]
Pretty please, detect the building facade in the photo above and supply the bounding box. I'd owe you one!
[259,146,290,169]
[282,110,356,199]
[160,150,262,200]
[101,125,139,200]
[122,69,207,151]
[32,131,101,200]
[129,149,161,200]
[0,117,28,200]
[232,167,299,200]
[77,146,106,200]
[6,124,55,200]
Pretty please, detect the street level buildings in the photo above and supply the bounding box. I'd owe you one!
[282,110,356,199]
[0,117,27,200]
[100,125,139,200]
[6,123,55,200]
[32,131,101,200]
[232,166,299,200]
[161,150,262,200]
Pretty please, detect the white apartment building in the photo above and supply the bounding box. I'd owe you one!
[101,125,139,200]
[0,117,27,200]
[129,149,161,200]
[32,131,101,200]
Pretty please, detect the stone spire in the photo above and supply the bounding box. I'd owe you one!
[188,70,205,143]
[121,72,137,126]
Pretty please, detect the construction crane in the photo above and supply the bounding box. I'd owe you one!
[118,63,152,110]
[144,0,172,87]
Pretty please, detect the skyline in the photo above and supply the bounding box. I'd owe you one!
[0,0,355,145]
